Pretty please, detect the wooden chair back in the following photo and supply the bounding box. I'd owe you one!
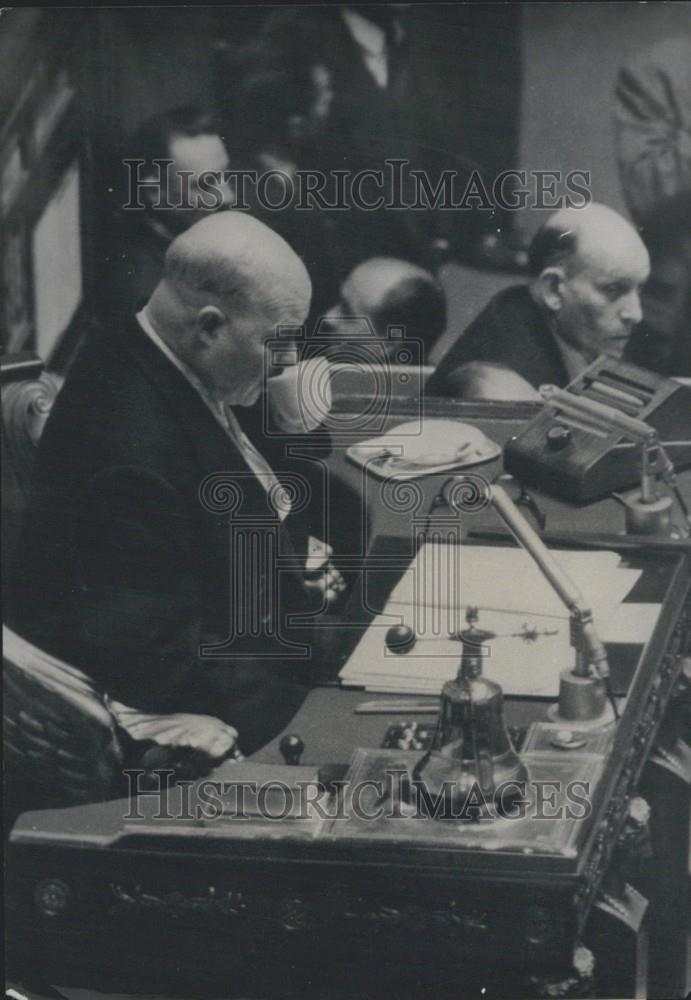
[1,355,63,598]
[4,625,123,813]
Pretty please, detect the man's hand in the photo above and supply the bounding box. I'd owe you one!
[303,536,347,607]
[134,713,239,758]
[110,701,241,759]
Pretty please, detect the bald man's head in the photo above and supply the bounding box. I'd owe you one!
[334,257,447,358]
[164,211,311,313]
[148,212,311,406]
[444,362,540,402]
[529,203,650,362]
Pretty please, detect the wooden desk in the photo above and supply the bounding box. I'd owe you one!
[319,397,682,548]
[7,400,691,1000]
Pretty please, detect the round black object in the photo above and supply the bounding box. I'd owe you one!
[546,424,571,450]
[385,624,416,654]
[279,733,305,765]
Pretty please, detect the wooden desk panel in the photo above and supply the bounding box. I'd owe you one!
[7,399,691,999]
[8,542,689,998]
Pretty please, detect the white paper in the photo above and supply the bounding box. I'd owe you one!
[340,544,651,697]
[340,610,573,696]
[388,544,640,619]
[600,603,661,645]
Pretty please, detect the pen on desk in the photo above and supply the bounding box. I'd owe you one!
[355,699,440,715]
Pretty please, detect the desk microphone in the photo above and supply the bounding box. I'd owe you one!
[541,385,690,538]
[441,477,618,727]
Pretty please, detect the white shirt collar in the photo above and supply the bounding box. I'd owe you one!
[341,8,403,88]
[341,7,386,56]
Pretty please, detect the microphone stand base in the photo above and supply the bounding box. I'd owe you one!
[547,668,616,730]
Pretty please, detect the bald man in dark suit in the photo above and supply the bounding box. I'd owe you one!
[10,214,327,755]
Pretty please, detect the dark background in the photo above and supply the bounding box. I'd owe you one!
[2,3,690,364]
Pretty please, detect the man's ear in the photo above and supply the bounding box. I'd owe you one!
[535,266,566,313]
[197,306,226,343]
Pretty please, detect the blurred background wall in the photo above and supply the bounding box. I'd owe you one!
[517,1,691,237]
[3,2,691,362]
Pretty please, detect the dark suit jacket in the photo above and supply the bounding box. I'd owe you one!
[426,284,569,395]
[97,205,334,551]
[8,320,315,712]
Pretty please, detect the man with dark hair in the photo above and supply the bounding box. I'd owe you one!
[325,257,447,363]
[128,107,232,225]
[100,106,234,324]
[427,203,650,397]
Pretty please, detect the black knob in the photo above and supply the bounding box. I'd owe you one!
[546,424,571,450]
[280,734,304,765]
[385,624,416,654]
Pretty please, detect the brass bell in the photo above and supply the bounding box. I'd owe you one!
[412,614,529,820]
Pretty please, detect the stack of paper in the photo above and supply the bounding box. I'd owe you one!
[339,544,659,697]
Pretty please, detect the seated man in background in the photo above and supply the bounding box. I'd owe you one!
[445,362,540,402]
[101,107,234,324]
[324,257,447,365]
[426,202,650,396]
[9,214,330,757]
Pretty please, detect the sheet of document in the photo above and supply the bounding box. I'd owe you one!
[387,544,640,618]
[340,544,654,697]
[341,610,575,696]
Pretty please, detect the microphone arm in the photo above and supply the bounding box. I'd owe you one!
[539,384,656,441]
[488,483,611,688]
[540,384,660,494]
[540,385,688,529]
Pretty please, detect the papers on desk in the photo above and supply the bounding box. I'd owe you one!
[339,544,659,698]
